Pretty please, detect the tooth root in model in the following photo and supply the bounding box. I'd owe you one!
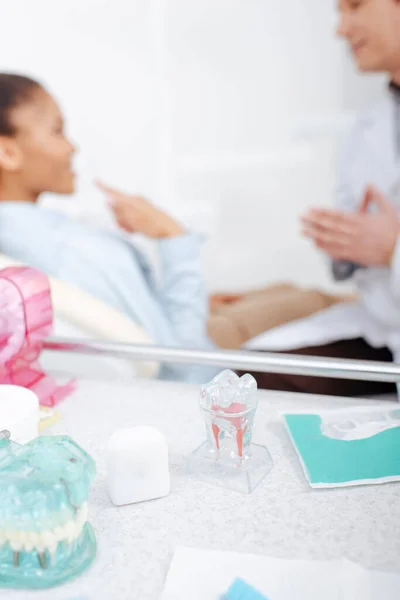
[38,552,47,570]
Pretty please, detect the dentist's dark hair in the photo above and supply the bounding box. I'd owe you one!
[0,73,41,135]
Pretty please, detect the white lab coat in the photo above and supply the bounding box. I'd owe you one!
[246,89,400,369]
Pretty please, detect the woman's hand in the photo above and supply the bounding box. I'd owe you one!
[209,294,244,310]
[96,181,184,239]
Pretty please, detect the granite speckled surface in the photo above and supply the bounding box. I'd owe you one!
[5,376,400,600]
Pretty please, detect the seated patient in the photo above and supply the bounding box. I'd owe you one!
[0,72,347,387]
[0,73,217,383]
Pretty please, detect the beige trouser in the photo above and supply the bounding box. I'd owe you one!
[208,283,354,349]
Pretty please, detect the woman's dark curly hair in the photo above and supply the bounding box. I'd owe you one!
[0,73,41,135]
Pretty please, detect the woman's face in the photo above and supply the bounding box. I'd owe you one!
[9,87,76,195]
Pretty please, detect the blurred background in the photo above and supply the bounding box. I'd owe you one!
[0,0,386,293]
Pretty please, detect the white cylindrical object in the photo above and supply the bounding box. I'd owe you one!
[0,385,40,443]
[106,426,170,506]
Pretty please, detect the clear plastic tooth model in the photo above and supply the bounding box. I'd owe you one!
[187,370,273,494]
[0,430,96,589]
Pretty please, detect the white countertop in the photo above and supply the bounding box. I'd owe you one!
[5,375,400,600]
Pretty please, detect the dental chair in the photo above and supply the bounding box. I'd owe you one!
[1,254,397,397]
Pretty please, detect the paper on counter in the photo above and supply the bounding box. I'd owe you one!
[161,547,400,600]
[162,547,342,600]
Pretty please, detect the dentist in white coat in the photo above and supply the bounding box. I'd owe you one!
[245,0,400,397]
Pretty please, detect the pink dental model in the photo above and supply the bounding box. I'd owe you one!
[0,267,75,406]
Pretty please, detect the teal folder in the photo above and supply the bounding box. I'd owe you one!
[284,408,400,488]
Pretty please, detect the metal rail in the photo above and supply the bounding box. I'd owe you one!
[43,338,400,383]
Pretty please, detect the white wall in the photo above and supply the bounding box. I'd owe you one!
[0,0,385,292]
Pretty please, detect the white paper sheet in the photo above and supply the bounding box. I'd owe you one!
[161,547,400,600]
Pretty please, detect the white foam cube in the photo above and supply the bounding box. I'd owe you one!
[106,426,170,506]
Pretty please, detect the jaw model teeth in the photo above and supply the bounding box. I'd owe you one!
[0,432,97,589]
[0,502,89,568]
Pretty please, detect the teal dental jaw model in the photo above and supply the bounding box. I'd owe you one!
[0,430,96,589]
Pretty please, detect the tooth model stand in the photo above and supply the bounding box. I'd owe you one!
[0,430,96,589]
[106,426,170,506]
[187,370,273,494]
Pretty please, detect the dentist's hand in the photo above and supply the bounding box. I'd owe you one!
[96,181,184,239]
[301,185,400,266]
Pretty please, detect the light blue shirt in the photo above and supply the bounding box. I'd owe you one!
[0,202,218,382]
